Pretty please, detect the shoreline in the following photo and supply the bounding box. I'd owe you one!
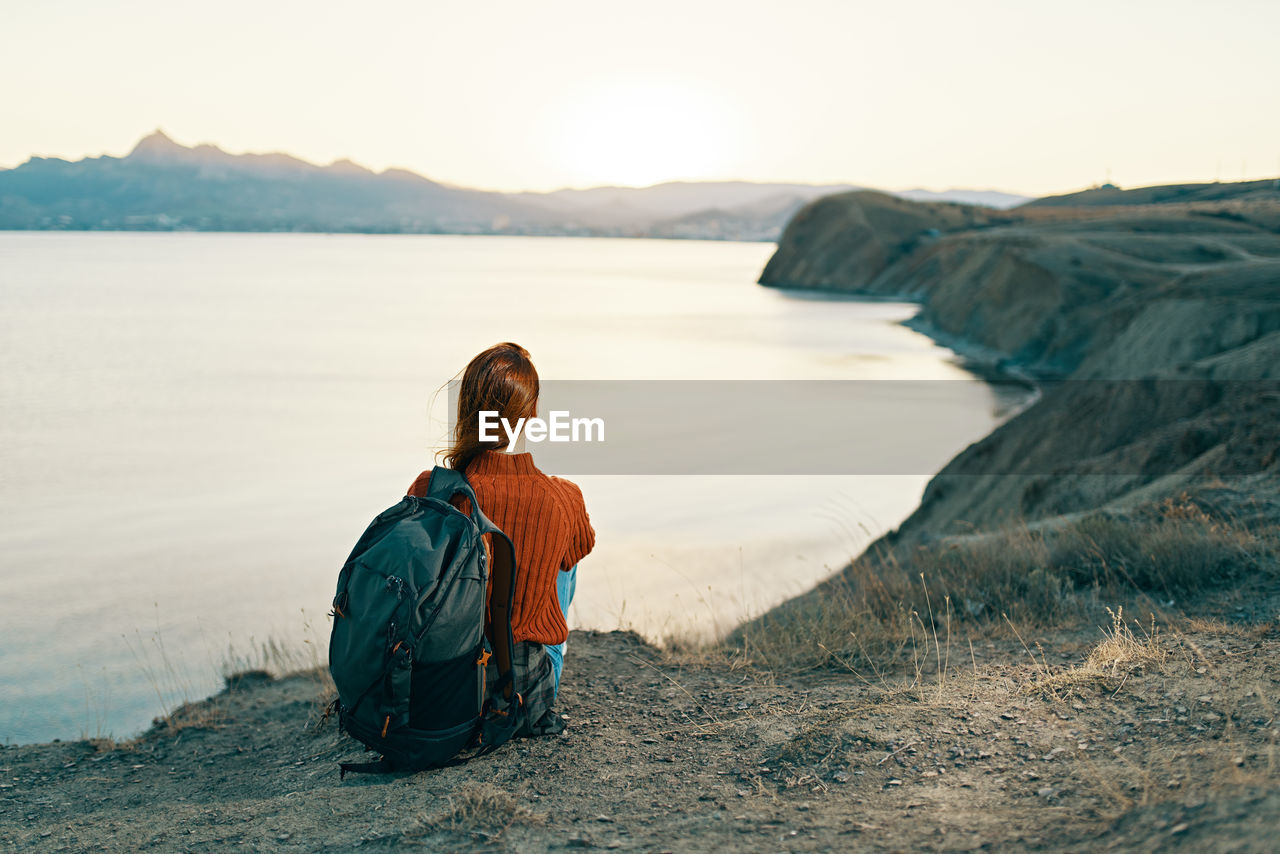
[768,282,1047,450]
[762,280,1047,388]
[0,227,777,245]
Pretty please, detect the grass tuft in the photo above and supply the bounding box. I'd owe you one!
[408,783,546,842]
[1029,606,1168,698]
[1085,607,1167,675]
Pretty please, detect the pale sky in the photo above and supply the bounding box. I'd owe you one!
[2,0,1277,195]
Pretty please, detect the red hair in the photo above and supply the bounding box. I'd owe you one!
[443,342,539,472]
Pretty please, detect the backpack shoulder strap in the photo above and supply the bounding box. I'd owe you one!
[423,466,492,528]
[421,464,468,505]
[423,466,521,705]
[485,527,519,704]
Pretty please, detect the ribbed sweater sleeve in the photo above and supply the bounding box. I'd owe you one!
[551,477,595,570]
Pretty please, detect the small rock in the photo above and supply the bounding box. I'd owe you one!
[1037,786,1057,800]
[833,771,850,783]
[886,779,902,787]
[1171,823,1189,834]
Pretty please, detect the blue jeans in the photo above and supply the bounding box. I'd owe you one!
[544,563,577,699]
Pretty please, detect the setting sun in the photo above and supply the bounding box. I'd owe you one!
[536,75,746,187]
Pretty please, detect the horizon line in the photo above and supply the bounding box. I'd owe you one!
[5,128,1275,200]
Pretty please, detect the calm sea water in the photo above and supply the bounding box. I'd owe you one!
[0,232,1011,744]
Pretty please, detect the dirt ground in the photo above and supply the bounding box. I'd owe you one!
[2,585,1278,853]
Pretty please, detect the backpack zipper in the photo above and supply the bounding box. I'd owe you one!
[413,539,483,643]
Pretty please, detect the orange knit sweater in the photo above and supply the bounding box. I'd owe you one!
[407,451,595,645]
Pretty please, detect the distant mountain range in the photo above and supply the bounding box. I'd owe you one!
[0,130,1031,240]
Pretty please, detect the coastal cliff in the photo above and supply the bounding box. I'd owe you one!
[759,185,1280,538]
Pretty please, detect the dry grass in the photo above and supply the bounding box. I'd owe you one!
[1185,616,1278,638]
[219,621,340,737]
[718,495,1276,675]
[111,604,332,741]
[153,697,228,735]
[1085,607,1167,675]
[1028,607,1168,698]
[221,608,328,682]
[305,680,339,735]
[407,782,546,843]
[81,736,134,754]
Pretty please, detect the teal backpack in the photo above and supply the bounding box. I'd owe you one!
[328,466,522,776]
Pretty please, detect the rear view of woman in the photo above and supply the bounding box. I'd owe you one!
[407,342,594,736]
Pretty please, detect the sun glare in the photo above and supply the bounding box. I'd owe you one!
[538,75,743,188]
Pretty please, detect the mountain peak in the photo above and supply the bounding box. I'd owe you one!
[128,129,186,160]
[328,157,372,175]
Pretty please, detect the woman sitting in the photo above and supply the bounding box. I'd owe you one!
[408,342,594,735]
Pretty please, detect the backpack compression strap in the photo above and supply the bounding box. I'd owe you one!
[424,466,520,702]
